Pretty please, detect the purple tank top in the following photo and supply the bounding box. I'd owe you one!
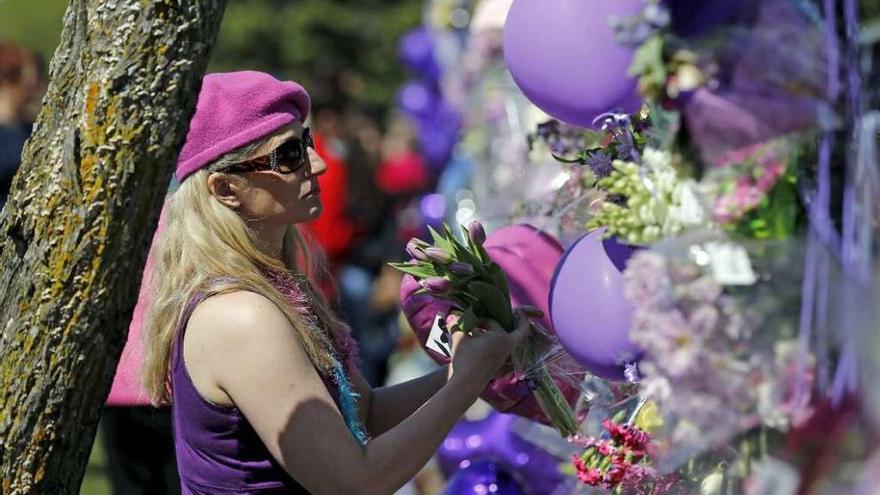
[171,279,361,494]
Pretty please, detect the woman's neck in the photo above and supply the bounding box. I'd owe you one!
[251,222,287,260]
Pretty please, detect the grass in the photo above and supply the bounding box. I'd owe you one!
[80,427,111,495]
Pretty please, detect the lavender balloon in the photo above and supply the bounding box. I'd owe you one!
[549,229,642,381]
[503,0,643,127]
[438,412,570,495]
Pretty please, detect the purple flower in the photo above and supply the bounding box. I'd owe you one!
[686,305,719,338]
[467,220,486,246]
[420,276,452,296]
[623,252,674,309]
[424,247,452,264]
[449,261,474,276]
[586,151,614,177]
[406,239,428,261]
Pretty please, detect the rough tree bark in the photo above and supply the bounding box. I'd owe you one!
[0,1,227,492]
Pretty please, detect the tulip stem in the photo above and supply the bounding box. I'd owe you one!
[511,330,579,438]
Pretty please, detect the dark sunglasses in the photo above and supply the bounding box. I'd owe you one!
[216,127,315,174]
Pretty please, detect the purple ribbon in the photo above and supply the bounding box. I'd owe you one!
[797,0,876,407]
[828,0,874,405]
[795,0,841,410]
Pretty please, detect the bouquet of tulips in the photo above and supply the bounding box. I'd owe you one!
[392,221,579,437]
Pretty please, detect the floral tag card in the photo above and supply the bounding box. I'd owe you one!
[704,242,758,286]
[426,313,452,359]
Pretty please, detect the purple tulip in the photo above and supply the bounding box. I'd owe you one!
[467,220,486,246]
[424,246,452,264]
[421,276,452,296]
[406,238,429,261]
[449,261,475,276]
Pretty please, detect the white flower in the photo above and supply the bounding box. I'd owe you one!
[643,148,672,172]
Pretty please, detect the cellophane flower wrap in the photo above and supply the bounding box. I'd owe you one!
[391,222,580,437]
[622,234,814,472]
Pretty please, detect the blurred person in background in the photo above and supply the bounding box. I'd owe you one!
[302,104,357,298]
[0,41,44,209]
[375,112,432,244]
[308,105,428,388]
[104,198,180,495]
[334,108,409,387]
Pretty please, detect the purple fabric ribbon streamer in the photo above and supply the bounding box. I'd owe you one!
[828,0,876,405]
[794,0,841,410]
[800,0,876,407]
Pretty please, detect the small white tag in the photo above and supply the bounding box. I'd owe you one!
[704,241,757,286]
[426,313,452,359]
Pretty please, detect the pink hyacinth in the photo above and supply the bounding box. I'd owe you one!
[713,148,786,224]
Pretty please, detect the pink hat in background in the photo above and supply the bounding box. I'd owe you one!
[175,71,311,181]
[400,224,583,424]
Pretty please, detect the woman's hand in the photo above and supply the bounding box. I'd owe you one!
[448,306,540,383]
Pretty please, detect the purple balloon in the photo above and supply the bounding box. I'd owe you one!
[438,412,570,495]
[549,229,642,381]
[398,81,439,117]
[414,101,460,168]
[443,459,526,495]
[399,27,441,82]
[503,0,643,128]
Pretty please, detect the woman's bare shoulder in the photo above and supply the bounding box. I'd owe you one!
[186,290,296,348]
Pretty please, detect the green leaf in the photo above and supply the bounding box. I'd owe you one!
[450,235,482,267]
[428,226,453,252]
[460,307,479,333]
[551,153,586,164]
[443,223,458,242]
[486,263,510,299]
[467,281,514,331]
[629,34,666,81]
[388,262,438,279]
[458,224,488,266]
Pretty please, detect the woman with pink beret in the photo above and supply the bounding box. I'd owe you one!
[140,71,532,494]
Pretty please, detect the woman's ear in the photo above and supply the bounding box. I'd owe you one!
[206,173,243,209]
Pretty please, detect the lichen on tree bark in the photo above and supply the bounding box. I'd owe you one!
[0,1,227,493]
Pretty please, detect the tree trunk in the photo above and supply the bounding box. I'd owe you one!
[0,1,227,492]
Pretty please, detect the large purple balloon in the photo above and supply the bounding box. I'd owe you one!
[503,0,643,127]
[549,229,642,381]
[438,412,570,495]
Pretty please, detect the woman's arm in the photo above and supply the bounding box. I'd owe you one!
[350,366,449,436]
[188,291,526,495]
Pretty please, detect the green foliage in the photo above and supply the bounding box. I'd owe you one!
[0,0,67,65]
[211,0,423,110]
[1,0,423,114]
[726,168,804,241]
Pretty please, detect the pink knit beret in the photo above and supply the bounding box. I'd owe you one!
[175,71,311,181]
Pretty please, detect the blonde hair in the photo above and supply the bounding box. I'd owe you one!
[142,139,347,405]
